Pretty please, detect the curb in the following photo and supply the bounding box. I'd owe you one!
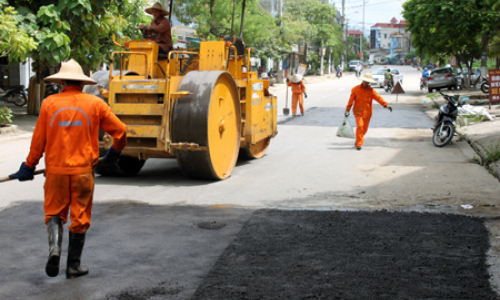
[0,124,18,135]
[456,129,500,180]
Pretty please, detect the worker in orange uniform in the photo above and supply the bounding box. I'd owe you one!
[139,3,172,57]
[287,74,307,116]
[345,73,392,150]
[9,59,127,279]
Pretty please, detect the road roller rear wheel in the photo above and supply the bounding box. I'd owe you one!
[242,137,271,159]
[172,71,241,180]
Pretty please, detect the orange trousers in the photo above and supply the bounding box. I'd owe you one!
[355,114,372,147]
[44,172,94,233]
[291,93,304,115]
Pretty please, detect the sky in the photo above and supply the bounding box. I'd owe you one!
[337,0,405,35]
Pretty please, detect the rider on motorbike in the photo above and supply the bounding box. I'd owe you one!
[422,67,430,79]
[355,64,362,77]
[336,65,342,76]
[384,68,393,86]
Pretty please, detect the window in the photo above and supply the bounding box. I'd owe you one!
[384,34,387,38]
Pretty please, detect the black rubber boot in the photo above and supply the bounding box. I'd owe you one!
[45,217,63,277]
[66,231,89,279]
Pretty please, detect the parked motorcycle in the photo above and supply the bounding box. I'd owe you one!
[432,92,469,147]
[45,82,60,97]
[420,77,427,91]
[384,80,393,93]
[480,75,489,94]
[0,85,27,106]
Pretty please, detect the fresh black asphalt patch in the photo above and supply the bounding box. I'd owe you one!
[192,210,497,300]
[0,203,497,299]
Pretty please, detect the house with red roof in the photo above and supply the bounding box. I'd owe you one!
[370,18,407,51]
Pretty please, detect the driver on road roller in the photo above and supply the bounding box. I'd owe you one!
[139,2,172,57]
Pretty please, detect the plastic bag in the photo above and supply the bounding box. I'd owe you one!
[336,117,355,139]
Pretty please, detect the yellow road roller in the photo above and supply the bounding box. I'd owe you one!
[94,27,277,180]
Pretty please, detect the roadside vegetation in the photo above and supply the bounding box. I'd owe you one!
[0,0,354,76]
[403,0,500,84]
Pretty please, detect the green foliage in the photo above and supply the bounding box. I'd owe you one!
[174,0,343,61]
[485,142,500,164]
[403,0,500,82]
[6,0,150,72]
[0,106,13,126]
[0,0,38,62]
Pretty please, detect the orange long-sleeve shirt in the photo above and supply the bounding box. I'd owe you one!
[288,81,306,94]
[346,84,388,116]
[26,86,127,175]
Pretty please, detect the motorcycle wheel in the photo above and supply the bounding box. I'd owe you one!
[481,82,489,94]
[14,91,27,106]
[432,122,455,147]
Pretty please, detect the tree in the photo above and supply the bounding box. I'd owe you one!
[403,0,500,85]
[0,0,38,62]
[7,0,151,74]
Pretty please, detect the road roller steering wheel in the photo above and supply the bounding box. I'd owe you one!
[209,27,235,38]
[135,28,158,39]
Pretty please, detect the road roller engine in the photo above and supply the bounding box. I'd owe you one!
[91,27,278,180]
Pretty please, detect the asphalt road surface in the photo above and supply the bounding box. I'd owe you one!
[2,66,500,299]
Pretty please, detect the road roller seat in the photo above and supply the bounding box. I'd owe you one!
[224,35,246,59]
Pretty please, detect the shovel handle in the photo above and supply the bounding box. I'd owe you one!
[1,158,104,183]
[0,169,45,183]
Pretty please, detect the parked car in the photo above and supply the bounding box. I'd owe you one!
[370,68,404,88]
[349,60,362,71]
[427,67,461,92]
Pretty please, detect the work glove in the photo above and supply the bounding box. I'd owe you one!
[386,105,393,112]
[103,146,120,162]
[344,111,350,117]
[9,163,35,181]
[304,93,308,98]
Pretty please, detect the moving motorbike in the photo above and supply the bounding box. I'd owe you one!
[420,77,428,91]
[432,92,469,147]
[384,80,393,93]
[336,71,342,78]
[0,85,27,106]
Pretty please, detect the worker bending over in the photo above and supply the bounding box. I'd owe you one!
[10,59,127,279]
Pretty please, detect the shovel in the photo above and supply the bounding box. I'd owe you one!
[283,81,290,116]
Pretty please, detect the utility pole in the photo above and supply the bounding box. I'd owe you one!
[361,0,365,61]
[342,0,346,69]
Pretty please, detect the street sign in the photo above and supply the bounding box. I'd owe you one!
[297,64,307,75]
[488,69,500,107]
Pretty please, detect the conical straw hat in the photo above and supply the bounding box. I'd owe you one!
[358,73,377,84]
[44,59,97,85]
[291,74,303,83]
[145,2,169,15]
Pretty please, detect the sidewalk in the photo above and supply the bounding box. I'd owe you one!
[422,90,500,179]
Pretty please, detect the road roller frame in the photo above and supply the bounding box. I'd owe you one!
[99,31,277,179]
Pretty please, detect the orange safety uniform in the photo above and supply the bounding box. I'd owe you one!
[346,84,388,147]
[25,86,127,233]
[288,80,306,115]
